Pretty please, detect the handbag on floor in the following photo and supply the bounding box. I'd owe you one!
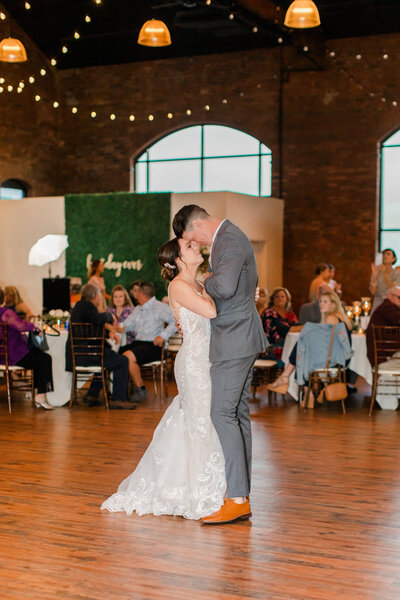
[321,324,347,402]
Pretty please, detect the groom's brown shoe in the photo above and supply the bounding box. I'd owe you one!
[201,498,252,525]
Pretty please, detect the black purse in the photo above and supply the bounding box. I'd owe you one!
[28,330,49,352]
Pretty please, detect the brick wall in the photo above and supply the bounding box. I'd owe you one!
[1,21,400,310]
[0,6,59,196]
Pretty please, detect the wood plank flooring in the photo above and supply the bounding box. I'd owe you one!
[1,384,400,600]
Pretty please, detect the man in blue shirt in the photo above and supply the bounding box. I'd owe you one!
[120,281,176,402]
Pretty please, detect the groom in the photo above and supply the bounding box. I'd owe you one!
[173,205,267,524]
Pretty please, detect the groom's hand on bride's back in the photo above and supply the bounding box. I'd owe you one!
[153,336,164,347]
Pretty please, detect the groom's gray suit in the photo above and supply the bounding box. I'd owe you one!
[204,220,267,498]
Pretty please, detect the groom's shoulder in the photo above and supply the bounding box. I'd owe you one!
[220,220,251,246]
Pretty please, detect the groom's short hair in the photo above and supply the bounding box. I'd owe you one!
[172,204,210,238]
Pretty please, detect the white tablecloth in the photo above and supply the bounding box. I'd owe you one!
[46,330,72,407]
[280,331,398,409]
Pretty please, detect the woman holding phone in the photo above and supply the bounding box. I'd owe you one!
[370,248,400,313]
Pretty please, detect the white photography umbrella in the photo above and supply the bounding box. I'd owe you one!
[28,234,69,276]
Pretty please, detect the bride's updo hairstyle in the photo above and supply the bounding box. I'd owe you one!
[158,238,181,282]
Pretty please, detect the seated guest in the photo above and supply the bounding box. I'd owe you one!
[66,283,134,409]
[129,280,141,307]
[370,248,400,314]
[0,287,54,409]
[107,285,135,344]
[309,263,331,302]
[120,281,177,402]
[299,283,332,324]
[256,287,268,316]
[268,290,352,394]
[260,287,299,367]
[366,286,400,366]
[4,285,33,320]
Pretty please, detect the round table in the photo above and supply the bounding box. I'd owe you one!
[46,330,72,407]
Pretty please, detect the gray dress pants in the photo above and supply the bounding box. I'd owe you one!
[210,354,257,498]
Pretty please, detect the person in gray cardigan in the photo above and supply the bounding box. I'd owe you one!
[173,205,267,524]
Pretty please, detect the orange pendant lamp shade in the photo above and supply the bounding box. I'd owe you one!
[284,0,321,29]
[0,37,28,62]
[138,19,171,47]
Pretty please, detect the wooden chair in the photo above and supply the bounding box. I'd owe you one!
[369,325,400,416]
[165,332,183,380]
[69,323,110,409]
[0,322,34,412]
[251,358,277,400]
[142,342,168,403]
[301,366,347,414]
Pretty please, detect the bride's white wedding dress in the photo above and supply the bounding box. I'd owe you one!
[101,303,226,519]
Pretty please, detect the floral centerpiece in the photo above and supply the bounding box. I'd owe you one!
[43,309,70,325]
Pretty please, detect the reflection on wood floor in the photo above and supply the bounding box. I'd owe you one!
[1,380,400,600]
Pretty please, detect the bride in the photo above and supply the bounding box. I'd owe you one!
[101,237,226,519]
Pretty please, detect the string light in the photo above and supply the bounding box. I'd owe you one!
[29,76,35,83]
[17,87,22,93]
[40,68,46,76]
[252,26,258,33]
[35,95,40,101]
[0,12,6,20]
[327,46,400,111]
[229,13,234,20]
[74,32,80,39]
[129,114,135,121]
[0,77,4,84]
[62,46,68,53]
[94,0,102,4]
[186,109,191,115]
[51,58,57,66]
[110,113,116,120]
[167,112,173,119]
[204,105,210,110]
[53,101,59,108]
[0,87,3,93]
[25,2,31,9]
[91,111,96,118]
[222,98,227,104]
[85,15,91,22]
[7,85,13,92]
[19,81,25,88]
[72,107,78,113]
[148,114,154,121]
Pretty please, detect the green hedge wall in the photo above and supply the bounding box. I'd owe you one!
[65,192,171,299]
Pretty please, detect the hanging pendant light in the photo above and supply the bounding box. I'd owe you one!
[284,0,321,29]
[0,37,28,62]
[138,19,171,47]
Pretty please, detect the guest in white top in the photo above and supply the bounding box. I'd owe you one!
[370,248,400,314]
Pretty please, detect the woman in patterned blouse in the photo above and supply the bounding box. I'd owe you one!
[261,287,299,367]
[107,285,135,344]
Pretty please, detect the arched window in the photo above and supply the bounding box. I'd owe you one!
[135,125,271,197]
[0,178,27,200]
[381,131,400,257]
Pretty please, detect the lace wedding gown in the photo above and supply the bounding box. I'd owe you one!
[101,304,226,519]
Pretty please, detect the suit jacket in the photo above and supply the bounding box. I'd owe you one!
[204,220,267,362]
[299,301,321,324]
[65,299,113,371]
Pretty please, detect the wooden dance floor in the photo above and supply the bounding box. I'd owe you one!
[1,386,400,600]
